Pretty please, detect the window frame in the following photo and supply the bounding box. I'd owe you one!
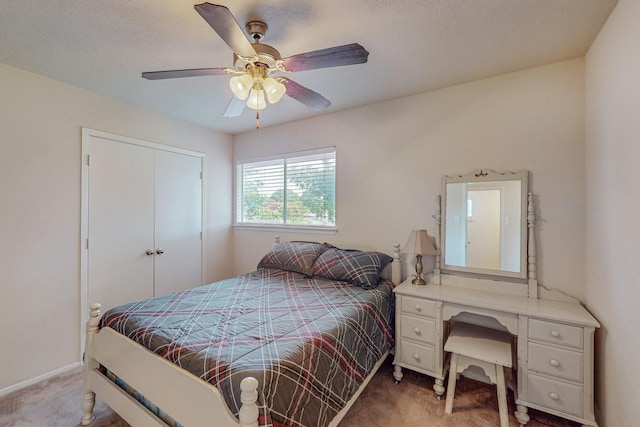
[233,147,337,234]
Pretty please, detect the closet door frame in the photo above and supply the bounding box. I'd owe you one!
[80,128,205,358]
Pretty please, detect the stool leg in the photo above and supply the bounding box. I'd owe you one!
[445,353,459,414]
[496,365,508,427]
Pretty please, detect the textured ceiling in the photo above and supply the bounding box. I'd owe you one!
[0,0,617,134]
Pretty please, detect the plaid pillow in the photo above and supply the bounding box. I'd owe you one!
[257,241,331,276]
[312,248,393,289]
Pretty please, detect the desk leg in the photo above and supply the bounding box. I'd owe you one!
[515,404,530,426]
[393,364,403,383]
[434,378,445,400]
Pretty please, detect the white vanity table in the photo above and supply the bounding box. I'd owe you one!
[392,170,600,426]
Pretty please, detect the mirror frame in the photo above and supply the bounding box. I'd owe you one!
[440,169,529,280]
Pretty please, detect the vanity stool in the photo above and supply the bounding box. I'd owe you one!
[444,322,513,427]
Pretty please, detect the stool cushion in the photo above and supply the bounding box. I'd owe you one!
[445,323,512,368]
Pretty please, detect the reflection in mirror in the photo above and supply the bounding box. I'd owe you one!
[442,170,528,279]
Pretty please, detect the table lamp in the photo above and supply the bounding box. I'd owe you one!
[402,229,437,285]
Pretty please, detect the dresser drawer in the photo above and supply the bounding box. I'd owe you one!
[527,373,583,418]
[400,314,436,345]
[528,342,583,383]
[529,319,583,349]
[398,340,435,372]
[401,296,436,318]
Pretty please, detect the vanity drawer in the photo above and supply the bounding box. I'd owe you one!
[528,342,583,383]
[529,319,583,349]
[398,340,435,373]
[401,296,436,318]
[527,373,583,418]
[400,314,436,345]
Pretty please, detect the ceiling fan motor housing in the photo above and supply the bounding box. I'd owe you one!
[233,43,282,71]
[231,20,282,71]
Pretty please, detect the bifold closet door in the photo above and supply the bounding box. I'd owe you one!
[87,138,155,311]
[86,135,203,313]
[153,150,202,296]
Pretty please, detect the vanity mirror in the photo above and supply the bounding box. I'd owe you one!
[433,169,537,298]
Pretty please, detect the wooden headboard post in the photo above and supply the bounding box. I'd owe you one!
[391,243,402,284]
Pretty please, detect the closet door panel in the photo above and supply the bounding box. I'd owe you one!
[87,137,155,311]
[153,150,203,296]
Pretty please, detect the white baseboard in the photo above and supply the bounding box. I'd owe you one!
[0,362,82,398]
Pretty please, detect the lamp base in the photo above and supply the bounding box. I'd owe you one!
[412,254,426,285]
[411,276,427,286]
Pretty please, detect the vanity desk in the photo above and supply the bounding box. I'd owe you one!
[392,170,600,426]
[393,279,599,426]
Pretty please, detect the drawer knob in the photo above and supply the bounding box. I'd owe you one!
[551,330,560,338]
[549,359,561,367]
[413,353,421,361]
[548,392,560,400]
[415,305,422,312]
[414,327,421,335]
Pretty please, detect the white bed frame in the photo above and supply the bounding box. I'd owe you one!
[82,241,402,427]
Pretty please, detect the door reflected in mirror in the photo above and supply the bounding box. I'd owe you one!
[442,170,528,279]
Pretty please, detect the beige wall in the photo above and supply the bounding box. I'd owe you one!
[0,63,234,392]
[585,0,640,425]
[234,59,587,301]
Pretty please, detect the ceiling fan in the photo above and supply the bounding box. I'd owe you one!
[142,2,369,126]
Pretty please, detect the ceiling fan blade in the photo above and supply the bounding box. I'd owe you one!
[194,3,257,58]
[281,43,369,72]
[223,96,246,117]
[142,68,229,80]
[280,78,331,111]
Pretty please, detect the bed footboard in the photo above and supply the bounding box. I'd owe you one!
[82,304,259,427]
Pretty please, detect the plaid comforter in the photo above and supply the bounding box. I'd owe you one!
[100,268,395,427]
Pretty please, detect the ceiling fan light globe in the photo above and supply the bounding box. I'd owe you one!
[247,89,266,110]
[263,77,286,104]
[229,74,253,100]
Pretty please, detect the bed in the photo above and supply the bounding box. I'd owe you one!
[81,240,401,427]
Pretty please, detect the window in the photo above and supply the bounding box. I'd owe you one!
[235,147,336,229]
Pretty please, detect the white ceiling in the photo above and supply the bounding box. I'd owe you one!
[0,1,617,135]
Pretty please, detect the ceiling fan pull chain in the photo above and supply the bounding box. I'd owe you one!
[256,110,260,129]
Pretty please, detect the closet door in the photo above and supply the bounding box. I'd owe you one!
[84,131,204,315]
[153,150,203,296]
[87,137,155,311]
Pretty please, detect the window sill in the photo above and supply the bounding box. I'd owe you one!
[233,223,338,235]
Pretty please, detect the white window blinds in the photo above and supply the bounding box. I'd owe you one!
[236,148,336,227]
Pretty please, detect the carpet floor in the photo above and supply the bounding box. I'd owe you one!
[0,356,580,426]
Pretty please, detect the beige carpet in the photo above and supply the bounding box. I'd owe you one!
[0,356,579,426]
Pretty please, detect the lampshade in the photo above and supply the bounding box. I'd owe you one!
[229,73,254,100]
[246,88,266,110]
[402,229,437,255]
[263,77,286,104]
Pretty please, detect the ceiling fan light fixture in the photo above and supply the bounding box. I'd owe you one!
[229,73,253,100]
[263,77,286,104]
[247,88,266,110]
